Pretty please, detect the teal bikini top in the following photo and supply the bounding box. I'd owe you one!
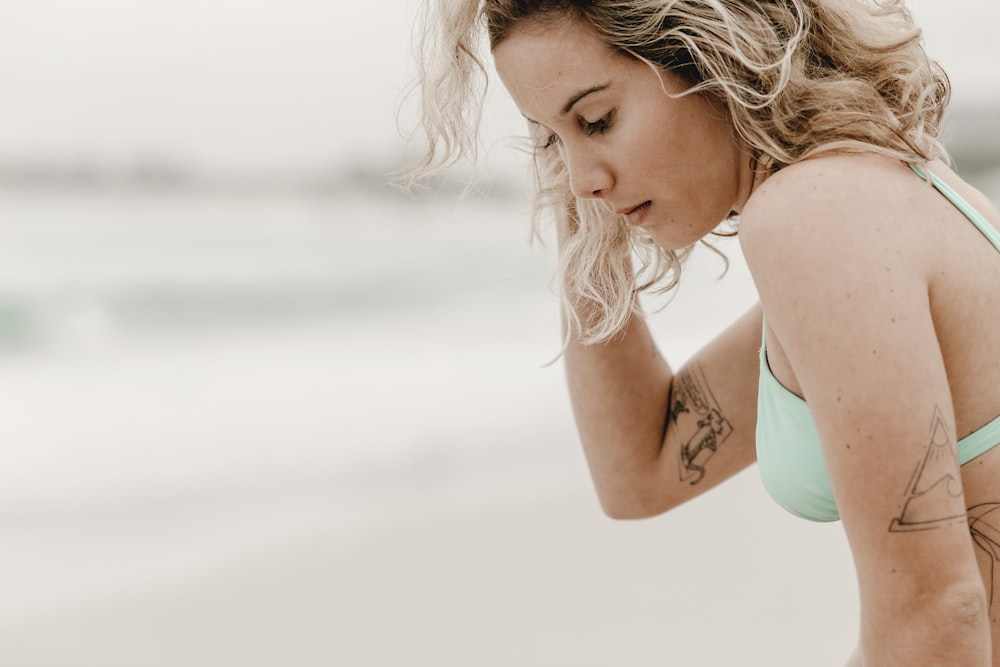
[756,164,1000,522]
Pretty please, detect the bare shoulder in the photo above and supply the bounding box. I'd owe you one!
[738,152,929,271]
[736,151,933,364]
[740,153,924,241]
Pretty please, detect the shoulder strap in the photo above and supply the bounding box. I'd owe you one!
[909,163,1000,253]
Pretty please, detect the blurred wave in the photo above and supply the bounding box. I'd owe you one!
[944,106,1000,174]
[0,102,997,193]
[0,188,535,347]
[0,102,996,356]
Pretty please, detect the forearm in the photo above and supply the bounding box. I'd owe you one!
[563,308,673,517]
[555,208,674,517]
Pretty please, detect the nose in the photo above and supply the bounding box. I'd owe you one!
[564,143,613,200]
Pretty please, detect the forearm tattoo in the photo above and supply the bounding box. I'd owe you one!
[889,406,966,532]
[671,364,733,485]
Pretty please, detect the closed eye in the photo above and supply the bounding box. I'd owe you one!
[533,111,614,151]
[526,118,560,151]
[539,133,560,150]
[583,112,613,136]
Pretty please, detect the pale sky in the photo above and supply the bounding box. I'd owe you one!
[0,0,994,173]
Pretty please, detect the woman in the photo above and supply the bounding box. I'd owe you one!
[405,0,1000,663]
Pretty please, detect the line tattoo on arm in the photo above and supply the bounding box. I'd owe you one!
[968,502,1000,612]
[889,406,966,532]
[884,409,1000,612]
[671,364,733,485]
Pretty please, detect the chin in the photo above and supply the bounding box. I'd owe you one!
[644,231,687,252]
[643,225,704,252]
[649,213,732,251]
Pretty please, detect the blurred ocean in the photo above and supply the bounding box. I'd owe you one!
[0,184,559,607]
[0,0,997,665]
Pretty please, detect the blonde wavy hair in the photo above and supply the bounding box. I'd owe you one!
[402,0,951,344]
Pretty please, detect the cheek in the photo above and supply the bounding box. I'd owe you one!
[625,122,673,171]
[630,107,688,170]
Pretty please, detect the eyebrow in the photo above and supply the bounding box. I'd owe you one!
[521,82,612,125]
[560,82,611,117]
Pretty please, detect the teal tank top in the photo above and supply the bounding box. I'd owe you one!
[756,164,1000,522]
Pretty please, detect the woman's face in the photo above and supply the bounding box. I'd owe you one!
[493,17,756,250]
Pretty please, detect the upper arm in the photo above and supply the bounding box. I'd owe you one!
[740,158,984,620]
[646,301,763,513]
[563,296,763,520]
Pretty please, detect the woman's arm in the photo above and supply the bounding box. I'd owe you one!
[557,210,762,520]
[741,155,991,664]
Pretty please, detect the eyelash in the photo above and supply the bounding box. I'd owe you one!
[583,113,613,136]
[539,112,614,151]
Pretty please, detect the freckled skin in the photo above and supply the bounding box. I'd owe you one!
[492,18,757,250]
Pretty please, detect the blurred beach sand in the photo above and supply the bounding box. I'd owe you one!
[2,468,859,667]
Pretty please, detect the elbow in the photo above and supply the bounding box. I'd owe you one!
[909,580,990,635]
[866,580,990,659]
[595,485,675,521]
[586,441,681,520]
[937,581,990,633]
[907,580,990,635]
[600,501,653,521]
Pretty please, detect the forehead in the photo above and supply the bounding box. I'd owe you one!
[492,17,624,119]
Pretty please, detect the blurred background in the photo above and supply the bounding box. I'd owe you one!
[0,1,996,665]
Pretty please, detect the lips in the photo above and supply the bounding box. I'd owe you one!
[620,201,651,227]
